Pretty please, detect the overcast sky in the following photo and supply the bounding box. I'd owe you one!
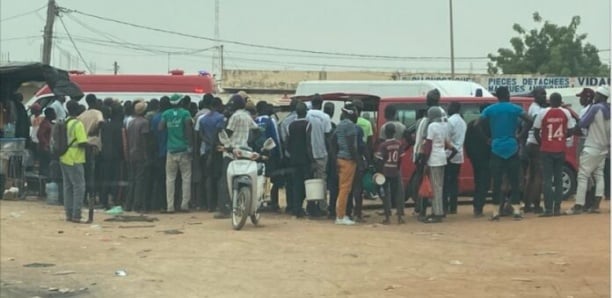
[1,0,610,75]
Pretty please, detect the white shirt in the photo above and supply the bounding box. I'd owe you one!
[413,106,448,162]
[194,108,211,156]
[527,102,545,144]
[426,121,449,167]
[446,114,467,164]
[49,100,66,120]
[582,104,610,155]
[579,104,591,137]
[306,109,332,133]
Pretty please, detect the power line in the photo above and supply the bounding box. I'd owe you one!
[59,6,488,61]
[1,4,46,22]
[0,35,41,42]
[224,54,488,71]
[61,14,220,55]
[58,16,92,73]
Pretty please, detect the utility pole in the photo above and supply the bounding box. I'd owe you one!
[212,0,222,82]
[220,45,224,79]
[113,61,119,75]
[42,0,57,65]
[449,0,455,79]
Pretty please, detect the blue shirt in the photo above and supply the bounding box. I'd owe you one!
[199,111,225,154]
[336,119,357,159]
[255,115,282,158]
[150,112,167,158]
[480,102,524,159]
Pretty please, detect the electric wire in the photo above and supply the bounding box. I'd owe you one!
[58,16,92,73]
[1,4,46,22]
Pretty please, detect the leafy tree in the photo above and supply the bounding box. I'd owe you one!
[488,12,610,76]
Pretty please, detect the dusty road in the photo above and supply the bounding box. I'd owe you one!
[0,199,609,298]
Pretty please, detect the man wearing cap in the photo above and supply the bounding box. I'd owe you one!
[126,100,151,212]
[334,106,360,225]
[413,89,447,217]
[420,105,451,223]
[566,86,610,214]
[523,87,547,213]
[478,86,532,220]
[575,88,598,208]
[160,94,194,213]
[214,94,258,219]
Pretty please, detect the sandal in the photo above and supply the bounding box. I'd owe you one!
[423,216,442,224]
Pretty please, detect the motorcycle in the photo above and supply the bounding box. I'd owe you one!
[219,131,276,230]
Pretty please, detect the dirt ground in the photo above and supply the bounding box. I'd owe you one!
[0,198,609,298]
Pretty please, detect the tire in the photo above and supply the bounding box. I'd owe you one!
[561,165,577,200]
[250,213,260,225]
[232,186,251,230]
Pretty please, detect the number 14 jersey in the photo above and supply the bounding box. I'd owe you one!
[533,107,575,153]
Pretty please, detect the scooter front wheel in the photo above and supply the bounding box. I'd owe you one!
[232,186,251,230]
[250,213,260,225]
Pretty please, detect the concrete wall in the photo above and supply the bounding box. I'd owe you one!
[222,69,398,90]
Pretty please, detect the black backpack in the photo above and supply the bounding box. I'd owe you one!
[50,118,77,158]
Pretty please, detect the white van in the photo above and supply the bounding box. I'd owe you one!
[294,80,493,98]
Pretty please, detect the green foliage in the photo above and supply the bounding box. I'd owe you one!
[488,12,610,76]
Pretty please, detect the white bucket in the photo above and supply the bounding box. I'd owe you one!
[304,179,325,201]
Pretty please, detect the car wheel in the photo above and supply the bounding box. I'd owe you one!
[561,165,577,200]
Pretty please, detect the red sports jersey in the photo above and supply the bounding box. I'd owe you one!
[539,108,569,153]
[375,139,406,177]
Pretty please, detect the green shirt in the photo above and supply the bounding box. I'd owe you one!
[60,118,87,166]
[161,108,191,153]
[356,117,373,143]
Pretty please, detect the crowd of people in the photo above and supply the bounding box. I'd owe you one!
[6,84,611,225]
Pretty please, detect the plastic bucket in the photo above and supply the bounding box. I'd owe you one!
[45,182,59,205]
[304,179,325,201]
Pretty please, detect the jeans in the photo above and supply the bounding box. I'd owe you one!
[127,161,149,212]
[217,157,232,215]
[150,157,167,211]
[443,163,461,213]
[347,167,364,218]
[336,159,356,219]
[206,151,222,212]
[541,152,564,212]
[292,164,309,216]
[327,159,339,217]
[605,157,610,198]
[411,163,427,215]
[166,151,192,212]
[99,159,121,209]
[198,153,209,209]
[524,143,542,210]
[490,154,521,206]
[575,149,607,206]
[61,163,85,220]
[429,166,445,216]
[470,157,490,213]
[381,176,404,217]
[308,157,327,215]
[39,150,51,177]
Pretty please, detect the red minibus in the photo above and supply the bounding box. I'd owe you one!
[295,93,578,200]
[26,70,215,108]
